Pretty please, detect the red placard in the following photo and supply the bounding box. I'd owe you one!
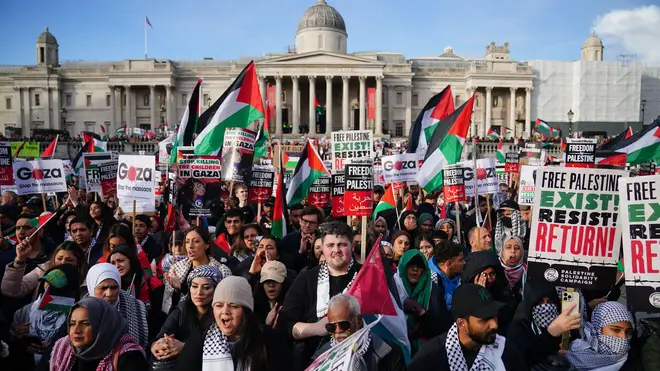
[267,86,276,119]
[0,143,13,186]
[331,174,345,217]
[367,88,376,120]
[248,187,271,203]
[248,168,275,203]
[442,166,465,203]
[344,164,373,217]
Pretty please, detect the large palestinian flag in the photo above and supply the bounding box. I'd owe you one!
[599,126,633,151]
[170,79,202,165]
[606,118,660,166]
[286,139,328,205]
[496,139,505,163]
[194,61,265,155]
[82,132,106,152]
[417,95,475,192]
[408,86,454,155]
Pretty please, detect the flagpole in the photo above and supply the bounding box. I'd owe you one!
[144,17,148,59]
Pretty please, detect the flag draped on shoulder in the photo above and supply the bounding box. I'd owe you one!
[496,139,505,163]
[373,184,396,221]
[407,86,454,155]
[286,139,328,205]
[606,118,660,166]
[417,95,475,193]
[170,79,202,165]
[41,135,59,159]
[194,61,265,156]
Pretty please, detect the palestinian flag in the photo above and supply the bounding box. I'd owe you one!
[549,126,562,138]
[405,194,414,211]
[286,139,328,205]
[314,96,324,115]
[599,127,634,150]
[82,132,106,152]
[535,118,551,135]
[560,139,566,152]
[502,127,513,138]
[408,86,454,155]
[170,79,202,165]
[194,61,265,156]
[100,125,107,140]
[115,126,127,135]
[417,94,475,192]
[72,140,94,175]
[607,118,660,166]
[487,127,499,140]
[38,285,75,313]
[272,154,289,239]
[41,135,58,158]
[373,184,396,221]
[496,139,505,163]
[595,151,627,167]
[253,103,271,160]
[283,153,299,171]
[28,212,56,231]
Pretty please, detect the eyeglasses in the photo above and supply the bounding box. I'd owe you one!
[325,320,352,333]
[300,218,318,226]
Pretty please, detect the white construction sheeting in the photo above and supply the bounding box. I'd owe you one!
[642,67,660,125]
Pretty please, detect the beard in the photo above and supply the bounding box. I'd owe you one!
[468,324,497,345]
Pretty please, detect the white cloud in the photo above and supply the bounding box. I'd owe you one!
[593,5,660,65]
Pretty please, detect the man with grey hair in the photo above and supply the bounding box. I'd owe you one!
[312,294,406,371]
[279,221,362,371]
[0,190,17,206]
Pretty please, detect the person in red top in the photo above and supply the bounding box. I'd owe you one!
[213,208,244,254]
[97,224,153,277]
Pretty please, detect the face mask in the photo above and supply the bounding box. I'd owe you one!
[532,303,559,328]
[437,199,445,207]
[597,334,630,355]
[501,216,513,229]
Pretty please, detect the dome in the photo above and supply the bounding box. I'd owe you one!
[439,46,463,60]
[37,27,58,45]
[582,32,603,49]
[296,0,346,35]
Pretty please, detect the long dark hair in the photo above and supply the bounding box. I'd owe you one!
[50,241,88,284]
[108,245,143,292]
[87,200,115,227]
[253,278,290,324]
[185,226,212,255]
[102,224,137,258]
[232,308,268,370]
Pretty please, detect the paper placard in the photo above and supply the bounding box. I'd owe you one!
[13,159,67,195]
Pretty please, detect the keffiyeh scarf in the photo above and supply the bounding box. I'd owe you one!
[161,253,187,274]
[445,323,506,371]
[493,211,526,254]
[329,332,372,371]
[532,303,559,329]
[316,260,357,319]
[163,257,232,313]
[202,323,235,371]
[117,290,149,349]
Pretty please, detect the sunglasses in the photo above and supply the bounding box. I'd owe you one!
[325,320,352,333]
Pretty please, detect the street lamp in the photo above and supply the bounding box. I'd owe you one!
[641,99,647,125]
[60,107,67,128]
[206,96,212,107]
[567,109,574,137]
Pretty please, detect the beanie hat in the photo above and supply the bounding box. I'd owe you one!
[213,276,254,311]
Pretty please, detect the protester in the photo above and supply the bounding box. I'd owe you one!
[108,245,164,315]
[467,226,492,255]
[158,231,186,281]
[84,201,116,257]
[253,260,290,328]
[398,211,419,240]
[493,200,527,254]
[281,206,323,272]
[373,216,389,240]
[418,236,435,261]
[390,230,412,267]
[499,235,526,303]
[134,214,162,263]
[98,224,152,276]
[228,223,263,264]
[435,218,459,244]
[214,209,245,254]
[428,241,465,327]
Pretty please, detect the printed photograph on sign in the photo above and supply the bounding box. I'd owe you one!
[221,128,256,183]
[527,167,628,290]
[518,165,538,206]
[331,130,373,173]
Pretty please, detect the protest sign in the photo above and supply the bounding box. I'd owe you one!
[459,158,498,197]
[11,142,40,158]
[373,165,385,187]
[178,156,222,181]
[13,159,67,195]
[518,165,538,205]
[331,130,373,173]
[618,175,660,312]
[381,153,419,183]
[443,165,465,203]
[0,142,13,185]
[496,165,508,185]
[331,173,345,217]
[221,128,256,183]
[527,167,627,290]
[99,161,118,196]
[309,175,331,208]
[638,162,655,176]
[566,138,596,168]
[249,166,275,203]
[505,152,520,173]
[83,153,114,194]
[521,142,545,166]
[116,155,155,204]
[344,164,373,217]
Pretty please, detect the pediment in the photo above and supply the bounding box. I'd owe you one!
[257,51,384,67]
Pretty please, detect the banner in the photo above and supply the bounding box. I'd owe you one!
[459,158,498,197]
[619,175,660,312]
[83,152,114,194]
[331,173,345,217]
[117,155,155,204]
[566,138,596,168]
[100,161,118,196]
[527,167,627,290]
[367,87,376,120]
[267,86,276,119]
[504,152,520,173]
[344,164,373,217]
[443,165,465,203]
[381,153,418,183]
[221,128,256,183]
[331,130,373,173]
[248,166,275,203]
[518,165,538,205]
[638,162,656,176]
[11,142,40,158]
[308,175,331,208]
[178,156,222,181]
[0,142,13,186]
[13,159,67,195]
[521,142,545,166]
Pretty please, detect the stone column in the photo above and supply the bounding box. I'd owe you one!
[150,85,157,129]
[509,87,517,135]
[325,76,333,135]
[342,76,349,131]
[375,76,383,136]
[125,86,133,128]
[292,76,300,135]
[14,88,23,129]
[52,88,60,130]
[275,76,282,135]
[359,76,366,130]
[258,75,267,108]
[308,76,317,135]
[165,85,173,129]
[485,87,493,138]
[525,88,532,138]
[45,87,51,129]
[109,85,117,130]
[387,85,394,135]
[23,88,31,134]
[405,86,412,134]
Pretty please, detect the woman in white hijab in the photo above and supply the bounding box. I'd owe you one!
[86,263,149,349]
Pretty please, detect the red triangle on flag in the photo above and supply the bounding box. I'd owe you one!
[236,61,265,115]
[39,285,54,310]
[405,194,414,211]
[429,86,454,121]
[653,127,660,139]
[347,236,397,316]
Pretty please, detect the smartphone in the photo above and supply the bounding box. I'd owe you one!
[561,288,580,317]
[25,335,41,345]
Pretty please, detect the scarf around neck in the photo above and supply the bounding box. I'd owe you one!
[202,323,235,371]
[445,323,506,371]
[316,260,357,319]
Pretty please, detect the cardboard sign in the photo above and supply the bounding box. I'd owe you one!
[566,138,596,168]
[459,158,499,197]
[443,165,465,203]
[331,173,345,217]
[496,165,508,185]
[618,175,660,312]
[331,130,373,174]
[381,153,419,183]
[249,167,275,203]
[527,167,627,290]
[344,164,373,217]
[638,162,656,176]
[518,165,538,205]
[221,128,256,183]
[0,142,13,186]
[13,159,67,195]
[504,152,520,173]
[309,175,331,208]
[521,142,545,166]
[178,156,222,181]
[116,155,156,203]
[83,153,114,193]
[99,161,118,196]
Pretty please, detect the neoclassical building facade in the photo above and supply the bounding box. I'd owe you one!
[0,0,656,139]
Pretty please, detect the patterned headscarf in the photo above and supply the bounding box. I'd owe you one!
[435,218,459,243]
[494,209,526,254]
[187,265,223,287]
[566,301,634,370]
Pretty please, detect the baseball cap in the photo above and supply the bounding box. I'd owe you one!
[260,261,287,283]
[451,284,505,320]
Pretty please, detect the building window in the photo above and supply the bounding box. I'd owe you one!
[33,121,44,128]
[65,94,72,107]
[122,94,126,107]
[106,95,111,107]
[395,121,403,137]
[139,124,151,131]
[5,98,11,110]
[412,93,418,107]
[40,47,45,63]
[455,95,461,106]
[281,91,287,103]
[104,121,111,131]
[143,94,150,107]
[396,92,403,105]
[181,94,187,105]
[203,94,209,106]
[34,94,41,106]
[84,121,95,131]
[86,94,92,107]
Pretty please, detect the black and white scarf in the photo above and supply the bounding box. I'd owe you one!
[117,290,149,350]
[532,303,559,330]
[494,210,526,254]
[316,260,357,319]
[202,323,235,371]
[445,323,506,371]
[163,257,232,313]
[330,332,372,371]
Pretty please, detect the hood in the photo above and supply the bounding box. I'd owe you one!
[513,280,560,322]
[460,250,510,300]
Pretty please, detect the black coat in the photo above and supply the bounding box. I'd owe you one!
[312,333,406,371]
[154,299,214,344]
[431,276,455,335]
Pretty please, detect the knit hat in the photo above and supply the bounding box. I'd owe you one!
[213,276,254,311]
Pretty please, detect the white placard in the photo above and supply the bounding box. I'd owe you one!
[459,158,499,197]
[381,153,419,183]
[331,130,373,174]
[116,155,156,202]
[518,165,538,205]
[13,159,67,195]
